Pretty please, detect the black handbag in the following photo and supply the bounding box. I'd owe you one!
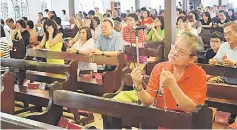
[10,39,26,59]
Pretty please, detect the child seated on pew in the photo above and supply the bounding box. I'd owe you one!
[113,32,207,112]
[67,27,97,76]
[204,31,224,64]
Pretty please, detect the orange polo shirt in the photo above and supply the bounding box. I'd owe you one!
[146,62,207,110]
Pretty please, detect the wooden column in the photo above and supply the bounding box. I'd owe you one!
[69,0,75,17]
[164,0,176,60]
[135,0,140,10]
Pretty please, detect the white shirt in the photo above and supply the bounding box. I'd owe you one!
[214,42,237,62]
[3,26,13,47]
[72,38,97,73]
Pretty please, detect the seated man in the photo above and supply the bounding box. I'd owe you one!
[89,18,124,71]
[209,22,237,84]
[113,32,207,111]
[204,31,224,64]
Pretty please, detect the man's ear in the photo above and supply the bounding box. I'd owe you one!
[190,56,198,63]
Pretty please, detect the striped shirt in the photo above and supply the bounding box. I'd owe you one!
[0,37,10,72]
[123,26,147,63]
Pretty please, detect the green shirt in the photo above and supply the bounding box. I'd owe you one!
[147,29,164,42]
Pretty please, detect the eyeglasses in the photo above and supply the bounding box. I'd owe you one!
[210,40,221,43]
[171,44,193,56]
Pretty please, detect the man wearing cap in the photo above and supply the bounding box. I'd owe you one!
[89,18,124,56]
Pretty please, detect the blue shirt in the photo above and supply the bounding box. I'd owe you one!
[94,30,124,52]
[214,42,237,62]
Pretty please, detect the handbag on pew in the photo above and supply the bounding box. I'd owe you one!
[10,39,26,59]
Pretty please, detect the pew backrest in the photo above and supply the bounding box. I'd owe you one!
[53,90,212,129]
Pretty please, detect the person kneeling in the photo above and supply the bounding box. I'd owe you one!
[113,32,207,111]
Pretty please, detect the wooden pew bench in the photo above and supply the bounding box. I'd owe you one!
[26,48,126,96]
[41,90,212,129]
[0,58,76,116]
[1,112,64,129]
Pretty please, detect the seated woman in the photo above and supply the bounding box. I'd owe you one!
[26,20,38,48]
[227,9,236,21]
[35,19,64,65]
[201,12,213,28]
[204,31,223,64]
[68,17,95,46]
[144,16,164,42]
[113,32,206,111]
[67,27,97,75]
[177,15,199,36]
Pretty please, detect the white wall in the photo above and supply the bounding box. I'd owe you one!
[51,0,69,18]
[28,0,41,23]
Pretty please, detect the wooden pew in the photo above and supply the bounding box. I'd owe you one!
[108,63,236,128]
[1,72,15,114]
[25,48,126,95]
[46,90,212,129]
[0,58,76,115]
[196,64,237,115]
[1,112,64,129]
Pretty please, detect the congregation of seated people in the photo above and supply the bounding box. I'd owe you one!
[0,5,237,126]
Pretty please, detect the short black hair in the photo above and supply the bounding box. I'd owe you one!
[211,31,224,41]
[121,13,127,19]
[0,26,6,37]
[26,20,34,29]
[88,10,95,16]
[127,13,139,22]
[62,10,66,15]
[22,17,28,21]
[44,9,49,12]
[54,17,62,25]
[38,12,43,16]
[219,10,225,14]
[1,19,4,25]
[16,19,27,28]
[6,18,14,23]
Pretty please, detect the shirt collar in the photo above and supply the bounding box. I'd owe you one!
[163,62,193,83]
[227,42,237,51]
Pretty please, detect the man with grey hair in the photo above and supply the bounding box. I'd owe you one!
[113,32,206,111]
[209,21,237,84]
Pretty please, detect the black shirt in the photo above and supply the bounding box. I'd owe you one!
[15,30,30,47]
[113,17,122,22]
[229,16,236,21]
[216,18,230,25]
[204,49,216,64]
[200,19,212,25]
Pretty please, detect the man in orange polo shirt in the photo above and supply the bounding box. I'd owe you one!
[132,32,207,110]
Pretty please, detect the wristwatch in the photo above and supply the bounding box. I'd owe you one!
[76,50,79,54]
[233,62,237,68]
[102,51,104,56]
